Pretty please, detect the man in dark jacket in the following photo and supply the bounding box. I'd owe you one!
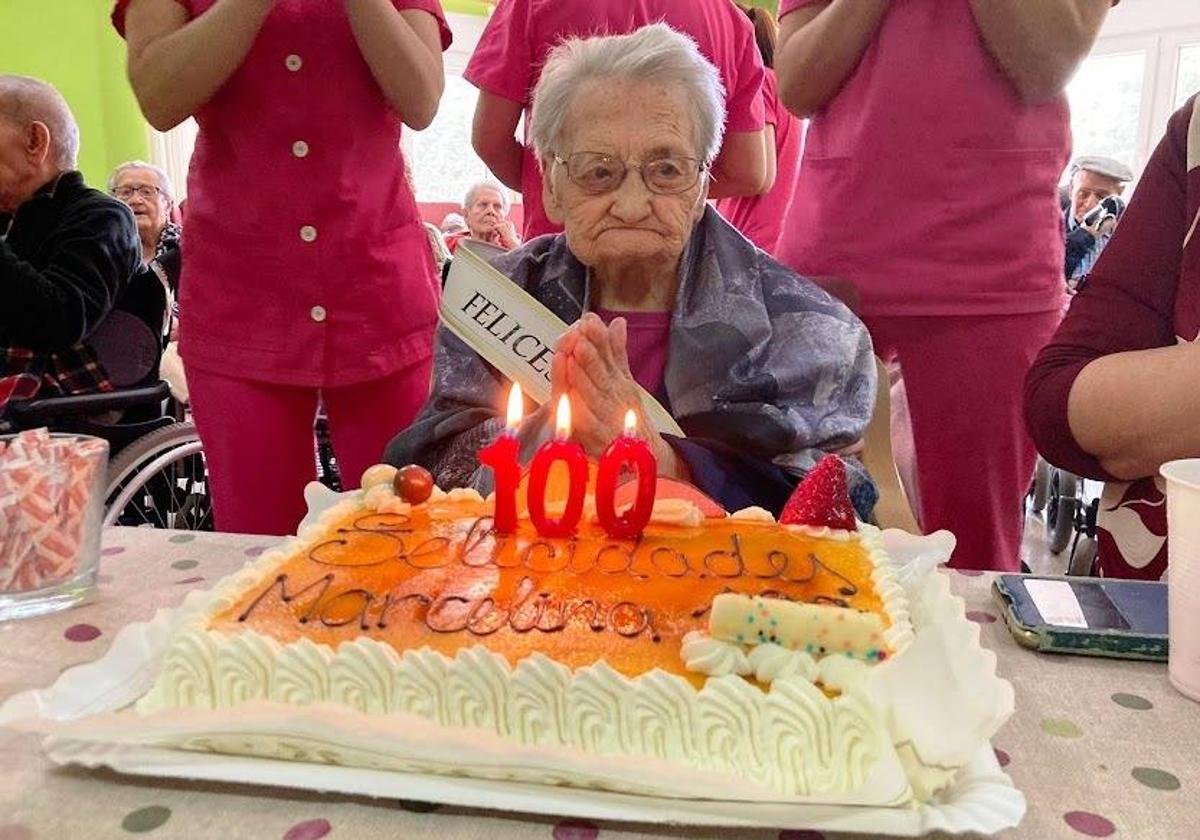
[1063,155,1132,287]
[0,75,140,425]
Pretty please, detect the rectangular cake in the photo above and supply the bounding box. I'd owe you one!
[131,460,1001,806]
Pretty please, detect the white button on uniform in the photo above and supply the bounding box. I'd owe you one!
[285,54,303,72]
[310,305,327,323]
[292,140,309,158]
[299,225,317,242]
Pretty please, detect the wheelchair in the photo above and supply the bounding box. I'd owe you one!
[9,238,354,530]
[11,384,212,531]
[1029,456,1099,575]
[7,263,213,531]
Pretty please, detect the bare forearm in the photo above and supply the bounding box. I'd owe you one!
[706,130,771,197]
[1067,343,1200,479]
[477,137,524,191]
[776,0,890,118]
[969,0,1109,103]
[345,1,444,129]
[125,0,273,131]
[471,92,525,190]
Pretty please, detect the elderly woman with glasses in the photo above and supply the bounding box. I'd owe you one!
[388,24,876,516]
[110,160,185,391]
[110,160,182,326]
[109,160,179,268]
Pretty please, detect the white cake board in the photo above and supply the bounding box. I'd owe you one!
[0,530,1025,836]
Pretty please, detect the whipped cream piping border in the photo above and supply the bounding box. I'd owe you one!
[860,523,914,654]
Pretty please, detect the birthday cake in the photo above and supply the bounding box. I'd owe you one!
[131,457,1002,805]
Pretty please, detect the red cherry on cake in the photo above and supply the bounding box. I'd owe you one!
[779,455,857,531]
[393,464,434,504]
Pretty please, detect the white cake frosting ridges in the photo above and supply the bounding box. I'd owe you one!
[135,483,927,802]
[139,627,897,799]
[861,523,914,654]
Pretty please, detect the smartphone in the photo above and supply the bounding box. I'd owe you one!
[992,574,1167,661]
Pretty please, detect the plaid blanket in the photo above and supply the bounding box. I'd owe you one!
[0,346,113,431]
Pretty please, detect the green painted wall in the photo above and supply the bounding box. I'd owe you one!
[443,0,493,16]
[443,1,779,18]
[0,0,150,187]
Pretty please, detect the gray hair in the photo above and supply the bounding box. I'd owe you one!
[530,23,726,167]
[0,75,79,169]
[463,180,509,213]
[440,212,467,233]
[109,160,176,204]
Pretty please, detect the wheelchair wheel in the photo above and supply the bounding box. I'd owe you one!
[1068,535,1099,576]
[103,422,211,530]
[314,413,342,492]
[1047,469,1079,555]
[1030,457,1051,513]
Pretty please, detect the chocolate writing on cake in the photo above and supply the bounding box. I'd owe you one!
[236,514,860,641]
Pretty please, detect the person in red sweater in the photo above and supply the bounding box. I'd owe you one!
[1025,94,1200,580]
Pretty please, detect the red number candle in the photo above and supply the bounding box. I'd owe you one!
[477,383,524,533]
[596,409,657,540]
[527,395,589,538]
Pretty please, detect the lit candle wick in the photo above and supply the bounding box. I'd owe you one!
[624,409,637,437]
[555,394,571,441]
[506,382,523,434]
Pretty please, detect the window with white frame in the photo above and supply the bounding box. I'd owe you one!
[1175,42,1200,107]
[1066,51,1146,174]
[149,118,198,202]
[402,73,517,205]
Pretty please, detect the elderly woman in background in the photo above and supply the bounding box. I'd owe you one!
[446,180,520,253]
[109,160,180,270]
[387,24,876,516]
[109,161,181,339]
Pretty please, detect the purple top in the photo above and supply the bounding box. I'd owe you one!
[593,306,671,397]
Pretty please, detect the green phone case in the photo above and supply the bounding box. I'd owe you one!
[991,576,1168,662]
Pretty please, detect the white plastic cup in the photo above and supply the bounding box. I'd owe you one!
[1160,458,1200,702]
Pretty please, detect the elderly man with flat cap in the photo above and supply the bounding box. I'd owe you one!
[0,75,140,425]
[1064,154,1133,286]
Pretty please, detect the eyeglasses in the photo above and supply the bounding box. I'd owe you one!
[112,184,163,201]
[552,151,706,195]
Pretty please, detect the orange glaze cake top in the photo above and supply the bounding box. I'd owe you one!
[210,497,888,680]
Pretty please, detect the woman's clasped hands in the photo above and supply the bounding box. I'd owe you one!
[550,313,682,476]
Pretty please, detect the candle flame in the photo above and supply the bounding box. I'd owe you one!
[506,383,523,430]
[555,394,572,439]
[624,409,637,435]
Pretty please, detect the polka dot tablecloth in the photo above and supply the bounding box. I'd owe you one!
[0,528,1194,840]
